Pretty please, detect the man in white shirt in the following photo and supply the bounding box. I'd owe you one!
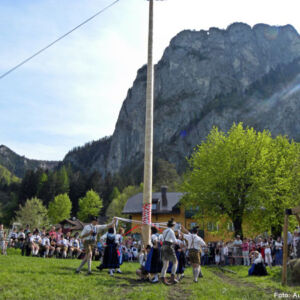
[30,230,42,256]
[75,216,116,275]
[160,218,178,285]
[18,230,26,244]
[233,235,243,265]
[41,233,53,258]
[181,225,206,283]
[69,233,82,258]
[61,236,70,258]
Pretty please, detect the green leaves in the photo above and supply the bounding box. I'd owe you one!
[48,194,72,224]
[106,184,143,219]
[15,197,49,229]
[182,123,300,236]
[77,190,103,222]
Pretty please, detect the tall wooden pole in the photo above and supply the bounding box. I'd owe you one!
[282,212,289,285]
[142,0,154,247]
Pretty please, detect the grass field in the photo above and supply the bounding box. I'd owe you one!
[0,249,299,300]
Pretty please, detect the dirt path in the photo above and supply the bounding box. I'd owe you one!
[211,268,280,296]
[167,276,192,300]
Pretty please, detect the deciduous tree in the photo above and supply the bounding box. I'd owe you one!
[77,190,103,222]
[182,123,300,237]
[15,197,49,229]
[48,193,72,224]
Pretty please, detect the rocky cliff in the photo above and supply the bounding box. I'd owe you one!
[0,145,58,178]
[64,23,300,179]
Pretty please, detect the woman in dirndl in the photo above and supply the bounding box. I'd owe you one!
[145,227,162,283]
[99,228,120,276]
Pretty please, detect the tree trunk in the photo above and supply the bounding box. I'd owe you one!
[271,225,282,238]
[233,215,243,238]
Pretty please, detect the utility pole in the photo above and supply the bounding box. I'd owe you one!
[142,0,155,246]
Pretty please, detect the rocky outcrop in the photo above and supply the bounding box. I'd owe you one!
[64,23,300,178]
[0,145,58,178]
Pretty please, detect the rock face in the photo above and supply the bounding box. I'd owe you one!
[0,145,58,178]
[64,23,300,178]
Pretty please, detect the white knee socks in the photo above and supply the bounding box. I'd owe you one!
[161,260,169,277]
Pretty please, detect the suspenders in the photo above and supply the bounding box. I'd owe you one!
[191,235,195,249]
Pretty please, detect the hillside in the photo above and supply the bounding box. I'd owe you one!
[0,164,20,186]
[63,22,300,181]
[0,145,59,178]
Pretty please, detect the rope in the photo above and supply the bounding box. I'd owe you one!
[0,0,121,80]
[115,217,167,228]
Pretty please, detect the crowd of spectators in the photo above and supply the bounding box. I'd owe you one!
[0,224,141,261]
[1,223,299,269]
[200,232,300,267]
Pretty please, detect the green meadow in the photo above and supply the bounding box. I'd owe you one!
[0,249,299,300]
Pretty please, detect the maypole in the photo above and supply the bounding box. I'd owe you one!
[142,0,155,246]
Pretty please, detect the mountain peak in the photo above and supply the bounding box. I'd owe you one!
[63,22,300,181]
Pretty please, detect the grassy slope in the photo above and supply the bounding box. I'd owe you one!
[0,250,299,300]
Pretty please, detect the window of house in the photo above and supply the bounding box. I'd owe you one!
[227,222,234,232]
[152,199,159,211]
[207,222,219,232]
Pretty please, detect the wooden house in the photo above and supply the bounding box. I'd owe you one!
[122,187,237,242]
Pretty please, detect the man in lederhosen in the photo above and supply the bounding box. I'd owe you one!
[160,218,178,285]
[75,216,116,275]
[181,225,206,283]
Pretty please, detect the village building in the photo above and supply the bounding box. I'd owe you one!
[122,186,239,242]
[58,218,86,234]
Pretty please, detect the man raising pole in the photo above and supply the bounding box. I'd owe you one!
[75,216,116,275]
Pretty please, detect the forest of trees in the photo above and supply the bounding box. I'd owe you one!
[0,159,181,227]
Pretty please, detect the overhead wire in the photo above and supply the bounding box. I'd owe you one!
[0,0,121,80]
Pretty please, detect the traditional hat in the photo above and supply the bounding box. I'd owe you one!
[167,218,176,227]
[151,226,158,234]
[191,226,199,234]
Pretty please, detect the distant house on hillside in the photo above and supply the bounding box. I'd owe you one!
[59,219,86,233]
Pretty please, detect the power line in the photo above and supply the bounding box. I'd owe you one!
[0,0,120,80]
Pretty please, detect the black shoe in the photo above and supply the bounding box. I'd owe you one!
[75,269,81,274]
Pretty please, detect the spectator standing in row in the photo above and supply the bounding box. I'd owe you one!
[242,238,250,266]
[0,224,7,255]
[215,244,221,266]
[275,237,283,265]
[233,235,243,265]
[223,242,229,266]
[264,240,272,268]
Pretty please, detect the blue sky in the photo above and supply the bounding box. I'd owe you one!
[0,0,300,161]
